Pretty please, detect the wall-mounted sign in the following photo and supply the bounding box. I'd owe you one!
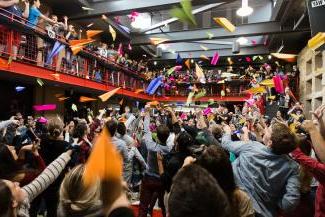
[307,0,325,36]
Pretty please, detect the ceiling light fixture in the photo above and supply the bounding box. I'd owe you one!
[236,0,253,17]
[236,37,248,45]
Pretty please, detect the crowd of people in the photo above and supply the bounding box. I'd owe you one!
[1,1,324,217]
[0,86,324,217]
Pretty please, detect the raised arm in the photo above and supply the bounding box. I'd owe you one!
[0,0,18,7]
[302,120,325,163]
[0,120,18,130]
[22,151,72,201]
[221,125,251,155]
[291,148,325,182]
[40,13,57,25]
[22,0,29,19]
[311,105,325,139]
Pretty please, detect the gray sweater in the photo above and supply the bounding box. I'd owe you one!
[18,152,71,217]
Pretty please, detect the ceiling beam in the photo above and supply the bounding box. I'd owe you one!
[159,45,270,59]
[131,21,310,45]
[140,2,225,33]
[69,0,233,20]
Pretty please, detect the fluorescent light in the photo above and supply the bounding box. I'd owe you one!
[237,0,253,17]
[236,37,248,45]
[82,6,94,11]
[277,44,284,53]
[154,61,157,66]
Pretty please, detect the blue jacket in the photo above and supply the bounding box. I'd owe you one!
[221,134,300,217]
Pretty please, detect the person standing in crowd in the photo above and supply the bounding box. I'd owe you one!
[0,150,72,217]
[222,122,300,217]
[168,164,230,217]
[197,145,255,217]
[26,0,57,65]
[0,0,29,60]
[39,117,70,217]
[138,106,170,217]
[290,126,325,217]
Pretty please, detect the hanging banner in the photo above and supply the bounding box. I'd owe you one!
[306,0,325,36]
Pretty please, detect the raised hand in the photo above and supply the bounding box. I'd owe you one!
[311,105,325,121]
[302,120,317,132]
[183,156,196,167]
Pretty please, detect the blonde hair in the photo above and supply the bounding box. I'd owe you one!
[59,165,101,212]
[48,117,64,139]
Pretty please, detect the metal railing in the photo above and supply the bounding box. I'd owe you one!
[0,7,264,98]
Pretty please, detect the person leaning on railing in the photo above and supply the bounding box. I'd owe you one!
[0,0,29,60]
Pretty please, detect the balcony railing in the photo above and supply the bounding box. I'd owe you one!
[0,7,147,91]
[0,8,253,99]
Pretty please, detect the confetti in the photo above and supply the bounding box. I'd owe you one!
[109,25,116,41]
[213,17,236,32]
[36,78,44,87]
[170,0,197,26]
[200,45,209,51]
[99,87,121,102]
[211,52,219,65]
[86,30,103,38]
[71,104,78,112]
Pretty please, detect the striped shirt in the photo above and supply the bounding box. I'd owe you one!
[18,152,71,217]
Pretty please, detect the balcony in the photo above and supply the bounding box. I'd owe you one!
[0,8,250,102]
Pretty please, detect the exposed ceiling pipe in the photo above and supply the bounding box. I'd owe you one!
[293,11,306,30]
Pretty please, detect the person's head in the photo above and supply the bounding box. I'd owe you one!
[68,24,75,32]
[175,132,194,154]
[48,118,64,140]
[297,134,312,156]
[68,121,75,134]
[168,164,229,217]
[156,124,170,145]
[197,146,236,198]
[102,43,108,49]
[51,15,58,22]
[0,179,26,217]
[116,122,126,136]
[73,122,89,139]
[59,165,101,215]
[263,122,297,155]
[27,116,35,128]
[295,109,302,115]
[106,120,118,136]
[188,119,194,127]
[32,0,41,8]
[0,145,21,180]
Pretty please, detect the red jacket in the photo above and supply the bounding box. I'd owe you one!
[292,148,325,217]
